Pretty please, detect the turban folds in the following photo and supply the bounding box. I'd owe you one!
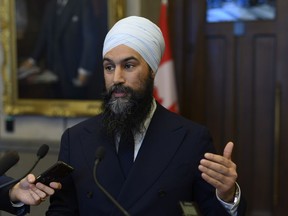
[103,16,165,73]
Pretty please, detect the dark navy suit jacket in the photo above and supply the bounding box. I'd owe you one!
[47,104,246,215]
[0,176,15,213]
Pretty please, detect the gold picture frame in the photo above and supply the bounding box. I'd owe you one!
[0,0,125,117]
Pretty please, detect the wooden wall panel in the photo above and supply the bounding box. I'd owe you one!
[206,37,227,150]
[252,36,276,213]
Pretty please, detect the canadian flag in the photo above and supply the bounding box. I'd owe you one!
[154,0,179,113]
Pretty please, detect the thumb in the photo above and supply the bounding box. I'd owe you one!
[19,174,36,189]
[19,175,31,189]
[223,142,234,160]
[27,174,36,184]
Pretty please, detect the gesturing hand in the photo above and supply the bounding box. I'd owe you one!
[198,142,237,202]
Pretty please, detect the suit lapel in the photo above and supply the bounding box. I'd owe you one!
[80,117,126,198]
[116,105,187,209]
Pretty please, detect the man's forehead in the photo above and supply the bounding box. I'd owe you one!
[103,45,144,63]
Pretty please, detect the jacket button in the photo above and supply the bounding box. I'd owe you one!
[87,191,93,199]
[158,190,167,198]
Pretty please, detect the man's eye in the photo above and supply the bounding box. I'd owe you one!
[105,65,114,71]
[125,63,134,69]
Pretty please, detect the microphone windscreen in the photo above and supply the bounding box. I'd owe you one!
[95,146,105,161]
[37,144,49,159]
[0,151,20,175]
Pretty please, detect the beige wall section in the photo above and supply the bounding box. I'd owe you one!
[0,116,64,141]
[141,0,161,24]
[125,0,161,24]
[126,0,141,16]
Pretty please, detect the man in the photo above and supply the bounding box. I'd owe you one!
[47,16,246,215]
[0,174,61,215]
[18,0,107,99]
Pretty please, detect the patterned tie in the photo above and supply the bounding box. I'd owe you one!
[118,130,134,177]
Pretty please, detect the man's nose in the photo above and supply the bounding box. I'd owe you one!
[113,67,125,84]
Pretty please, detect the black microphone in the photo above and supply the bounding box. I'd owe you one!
[0,150,20,175]
[37,144,50,159]
[0,144,49,189]
[93,146,130,216]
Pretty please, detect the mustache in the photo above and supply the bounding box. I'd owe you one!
[108,84,133,96]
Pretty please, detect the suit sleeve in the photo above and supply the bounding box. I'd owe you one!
[0,176,15,213]
[0,176,29,215]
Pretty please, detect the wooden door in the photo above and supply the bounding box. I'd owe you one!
[170,0,288,215]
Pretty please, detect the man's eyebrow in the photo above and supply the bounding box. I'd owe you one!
[103,57,112,63]
[123,56,138,62]
[103,56,139,63]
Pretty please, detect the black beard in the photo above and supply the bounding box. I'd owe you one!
[101,77,154,137]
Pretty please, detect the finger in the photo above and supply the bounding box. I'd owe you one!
[199,164,225,183]
[49,182,62,190]
[200,157,237,178]
[203,153,231,168]
[223,142,234,160]
[30,185,47,200]
[200,157,229,175]
[199,166,236,191]
[36,182,55,195]
[19,175,31,189]
[27,174,36,184]
[29,189,42,203]
[199,163,234,184]
[200,172,228,190]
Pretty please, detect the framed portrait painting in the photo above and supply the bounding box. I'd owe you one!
[0,0,125,117]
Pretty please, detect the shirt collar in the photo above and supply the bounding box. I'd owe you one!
[133,98,157,142]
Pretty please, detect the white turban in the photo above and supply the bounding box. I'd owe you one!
[103,16,165,73]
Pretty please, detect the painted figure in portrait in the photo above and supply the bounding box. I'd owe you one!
[16,0,108,100]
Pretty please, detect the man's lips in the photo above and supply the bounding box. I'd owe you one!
[110,85,131,98]
[113,92,127,98]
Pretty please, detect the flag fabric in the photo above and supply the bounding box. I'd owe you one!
[154,0,179,113]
